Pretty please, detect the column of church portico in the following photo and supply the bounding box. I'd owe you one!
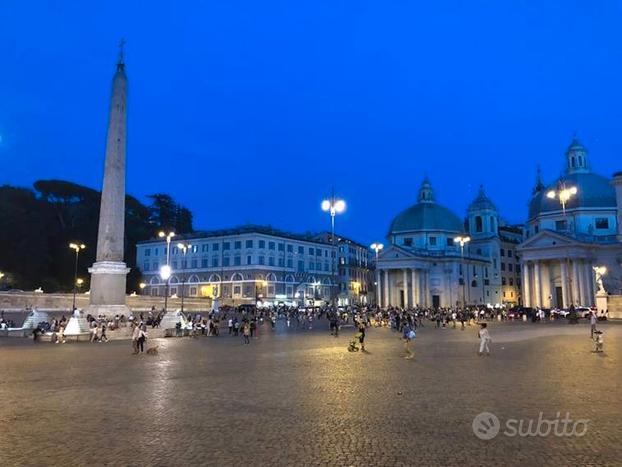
[376,269,381,308]
[560,261,570,308]
[585,261,595,306]
[540,262,551,308]
[571,260,581,307]
[521,262,531,307]
[533,262,542,308]
[411,269,417,308]
[423,270,430,307]
[403,269,409,308]
[578,260,589,307]
[383,269,390,308]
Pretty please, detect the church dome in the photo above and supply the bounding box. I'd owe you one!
[528,172,616,219]
[389,178,463,234]
[468,185,497,212]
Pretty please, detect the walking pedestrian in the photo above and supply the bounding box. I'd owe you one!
[242,321,250,344]
[402,323,415,359]
[132,323,140,354]
[478,322,491,356]
[590,312,597,338]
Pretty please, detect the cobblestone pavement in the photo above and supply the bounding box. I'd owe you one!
[0,320,620,467]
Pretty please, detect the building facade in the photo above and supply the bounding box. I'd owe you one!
[517,138,622,308]
[376,178,519,309]
[136,225,375,307]
[315,232,374,306]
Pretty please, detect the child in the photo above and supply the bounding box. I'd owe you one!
[478,322,491,356]
[402,323,415,359]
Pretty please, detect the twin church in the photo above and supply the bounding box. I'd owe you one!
[376,137,622,310]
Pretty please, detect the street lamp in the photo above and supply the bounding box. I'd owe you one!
[177,242,192,312]
[370,243,384,262]
[139,282,146,294]
[454,236,470,307]
[546,182,578,214]
[322,194,346,307]
[158,231,175,311]
[69,242,86,311]
[371,243,384,308]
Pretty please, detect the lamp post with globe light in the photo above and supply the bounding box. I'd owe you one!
[321,194,346,307]
[158,231,175,311]
[176,242,192,312]
[69,242,86,311]
[546,183,578,304]
[546,182,578,215]
[454,236,470,307]
[370,243,384,307]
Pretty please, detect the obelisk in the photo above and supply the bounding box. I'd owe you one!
[88,42,130,316]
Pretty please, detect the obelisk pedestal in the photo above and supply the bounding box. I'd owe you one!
[87,46,130,317]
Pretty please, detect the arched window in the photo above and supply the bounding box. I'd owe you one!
[266,273,277,282]
[188,275,200,283]
[231,273,244,282]
[475,216,483,233]
[208,273,221,283]
[149,276,160,285]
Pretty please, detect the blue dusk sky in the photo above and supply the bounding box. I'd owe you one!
[1,1,622,245]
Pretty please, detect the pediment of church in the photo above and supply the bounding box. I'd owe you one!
[518,230,578,250]
[378,245,416,260]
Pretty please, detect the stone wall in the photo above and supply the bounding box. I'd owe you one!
[0,292,213,312]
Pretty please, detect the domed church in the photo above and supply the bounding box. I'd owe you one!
[376,178,522,308]
[518,137,622,310]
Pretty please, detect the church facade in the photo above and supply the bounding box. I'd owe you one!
[376,178,521,309]
[517,138,622,309]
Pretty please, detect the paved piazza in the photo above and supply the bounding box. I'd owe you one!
[0,320,620,467]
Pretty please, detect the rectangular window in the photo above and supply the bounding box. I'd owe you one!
[595,218,609,229]
[212,258,219,267]
[172,261,178,269]
[201,259,208,268]
[287,244,293,253]
[152,262,158,271]
[192,245,198,253]
[316,262,321,270]
[508,264,513,272]
[287,258,293,268]
[234,241,242,250]
[259,240,266,249]
[555,220,567,231]
[181,260,187,269]
[404,238,413,247]
[516,265,521,274]
[269,257,275,266]
[501,263,506,271]
[508,250,512,258]
[297,260,304,272]
[223,242,230,250]
[223,257,230,267]
[269,241,275,250]
[309,262,315,270]
[278,243,285,252]
[246,240,253,248]
[259,256,265,265]
[144,248,151,257]
[429,236,437,246]
[309,247,314,255]
[234,256,241,266]
[278,258,285,267]
[500,249,505,256]
[213,243,220,251]
[298,246,304,255]
[502,277,507,285]
[202,244,209,252]
[247,255,252,265]
[154,248,159,256]
[191,259,198,268]
[143,262,150,271]
[446,238,454,246]
[509,278,514,286]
